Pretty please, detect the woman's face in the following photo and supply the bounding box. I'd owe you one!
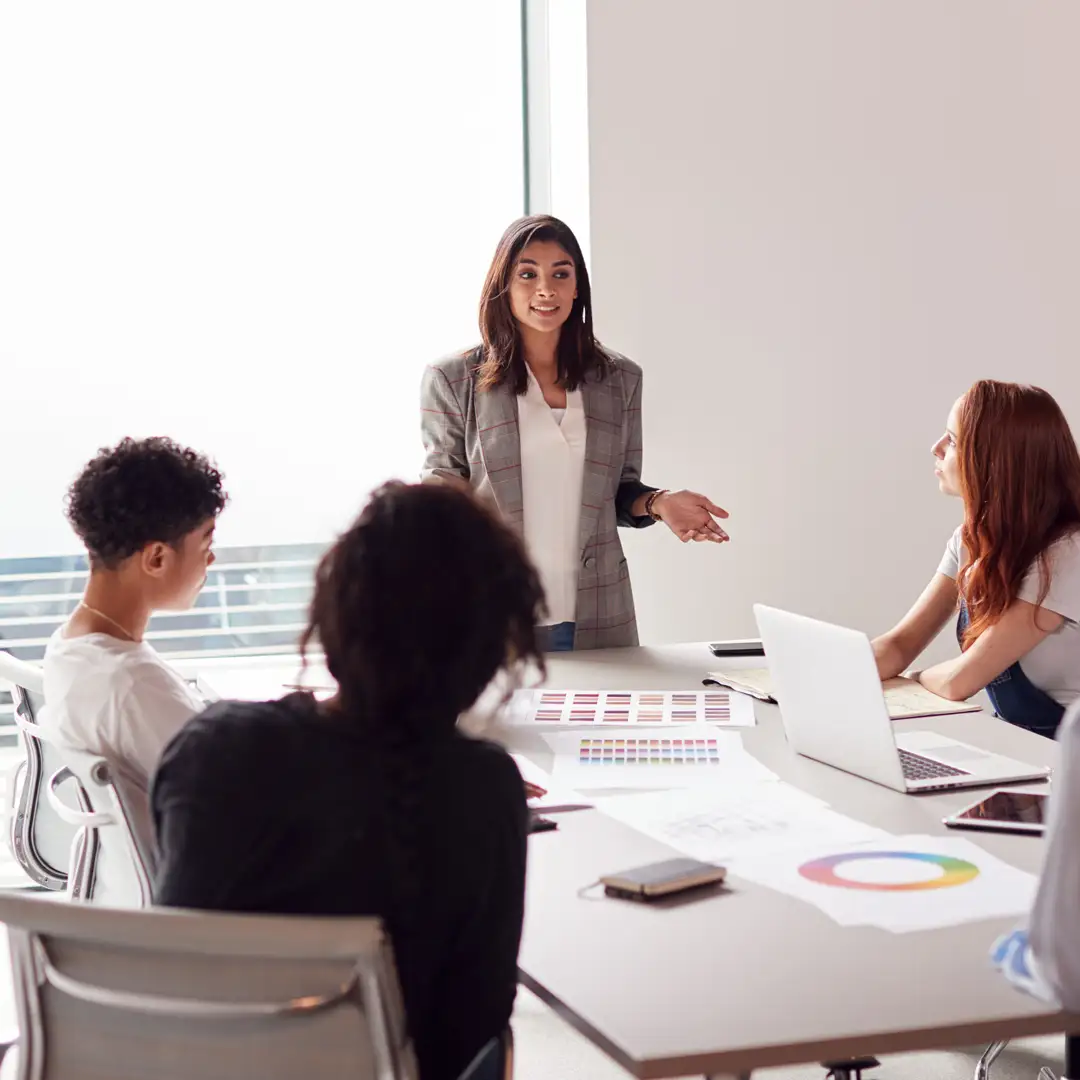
[931,396,964,497]
[508,240,577,336]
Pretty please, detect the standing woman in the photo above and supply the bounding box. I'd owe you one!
[421,215,729,651]
[873,380,1080,738]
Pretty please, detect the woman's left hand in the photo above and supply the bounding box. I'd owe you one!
[654,490,730,544]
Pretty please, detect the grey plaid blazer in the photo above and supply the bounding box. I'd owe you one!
[420,347,656,650]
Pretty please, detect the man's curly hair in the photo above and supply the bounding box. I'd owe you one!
[66,437,228,568]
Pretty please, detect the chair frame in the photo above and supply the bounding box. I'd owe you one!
[0,893,418,1080]
[1,652,74,890]
[44,751,153,907]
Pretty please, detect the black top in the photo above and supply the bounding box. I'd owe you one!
[152,693,528,1080]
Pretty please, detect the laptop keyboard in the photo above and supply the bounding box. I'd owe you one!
[899,748,970,781]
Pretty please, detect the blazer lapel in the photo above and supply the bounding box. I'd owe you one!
[578,370,620,554]
[475,383,523,529]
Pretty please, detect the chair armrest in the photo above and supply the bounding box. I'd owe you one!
[45,768,114,828]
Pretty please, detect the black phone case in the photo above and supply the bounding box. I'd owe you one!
[708,642,766,657]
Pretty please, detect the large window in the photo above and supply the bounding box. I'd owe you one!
[0,3,525,681]
[524,0,590,260]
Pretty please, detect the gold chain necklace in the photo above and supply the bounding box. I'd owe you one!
[78,602,139,642]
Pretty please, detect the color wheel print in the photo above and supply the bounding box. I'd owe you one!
[798,851,980,891]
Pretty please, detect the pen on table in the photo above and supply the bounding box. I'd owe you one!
[702,677,774,703]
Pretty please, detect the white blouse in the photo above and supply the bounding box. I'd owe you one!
[518,368,586,625]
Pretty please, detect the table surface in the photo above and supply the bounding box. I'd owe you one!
[195,644,1078,1080]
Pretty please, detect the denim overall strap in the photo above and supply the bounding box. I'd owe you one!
[956,598,1064,738]
[538,621,576,653]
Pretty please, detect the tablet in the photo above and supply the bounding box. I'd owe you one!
[943,789,1048,835]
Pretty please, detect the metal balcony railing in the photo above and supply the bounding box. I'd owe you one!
[0,543,324,729]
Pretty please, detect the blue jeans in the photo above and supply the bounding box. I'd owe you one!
[539,621,576,653]
[957,600,1064,738]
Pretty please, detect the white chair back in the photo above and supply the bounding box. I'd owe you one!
[0,892,418,1080]
[0,652,76,890]
[43,745,154,909]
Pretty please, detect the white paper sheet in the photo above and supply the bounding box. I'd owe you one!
[546,728,776,791]
[732,833,1036,933]
[510,753,594,813]
[596,784,886,867]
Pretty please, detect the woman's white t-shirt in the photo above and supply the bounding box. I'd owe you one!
[40,629,203,789]
[937,527,1080,708]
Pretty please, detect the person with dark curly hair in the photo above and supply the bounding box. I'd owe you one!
[152,482,544,1080]
[40,436,227,789]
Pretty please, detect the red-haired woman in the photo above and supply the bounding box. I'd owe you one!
[873,380,1080,738]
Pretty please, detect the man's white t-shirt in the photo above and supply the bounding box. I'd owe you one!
[40,630,203,790]
[937,526,1080,708]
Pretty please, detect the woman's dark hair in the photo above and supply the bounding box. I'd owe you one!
[66,437,227,569]
[299,482,545,911]
[475,214,609,394]
[301,480,546,729]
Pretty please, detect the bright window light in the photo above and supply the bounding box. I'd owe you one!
[0,1,525,557]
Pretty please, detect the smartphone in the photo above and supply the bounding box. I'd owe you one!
[708,639,765,657]
[600,857,726,902]
[943,789,1048,835]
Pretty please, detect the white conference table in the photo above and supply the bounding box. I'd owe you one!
[192,644,1078,1080]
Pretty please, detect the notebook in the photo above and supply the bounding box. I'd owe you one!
[705,667,981,720]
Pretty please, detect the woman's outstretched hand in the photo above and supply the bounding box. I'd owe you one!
[654,490,730,543]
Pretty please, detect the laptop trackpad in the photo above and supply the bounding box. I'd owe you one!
[899,732,992,763]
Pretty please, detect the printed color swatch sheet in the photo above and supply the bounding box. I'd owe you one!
[508,688,755,727]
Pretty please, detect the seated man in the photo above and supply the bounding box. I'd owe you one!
[40,436,227,791]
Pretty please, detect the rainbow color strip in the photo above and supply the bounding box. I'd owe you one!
[798,851,980,892]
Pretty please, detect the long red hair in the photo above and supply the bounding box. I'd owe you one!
[957,380,1080,647]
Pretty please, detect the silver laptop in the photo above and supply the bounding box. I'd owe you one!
[753,604,1050,793]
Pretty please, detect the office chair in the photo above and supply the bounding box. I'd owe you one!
[0,892,419,1079]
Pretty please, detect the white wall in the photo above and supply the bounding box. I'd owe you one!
[586,0,1080,651]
